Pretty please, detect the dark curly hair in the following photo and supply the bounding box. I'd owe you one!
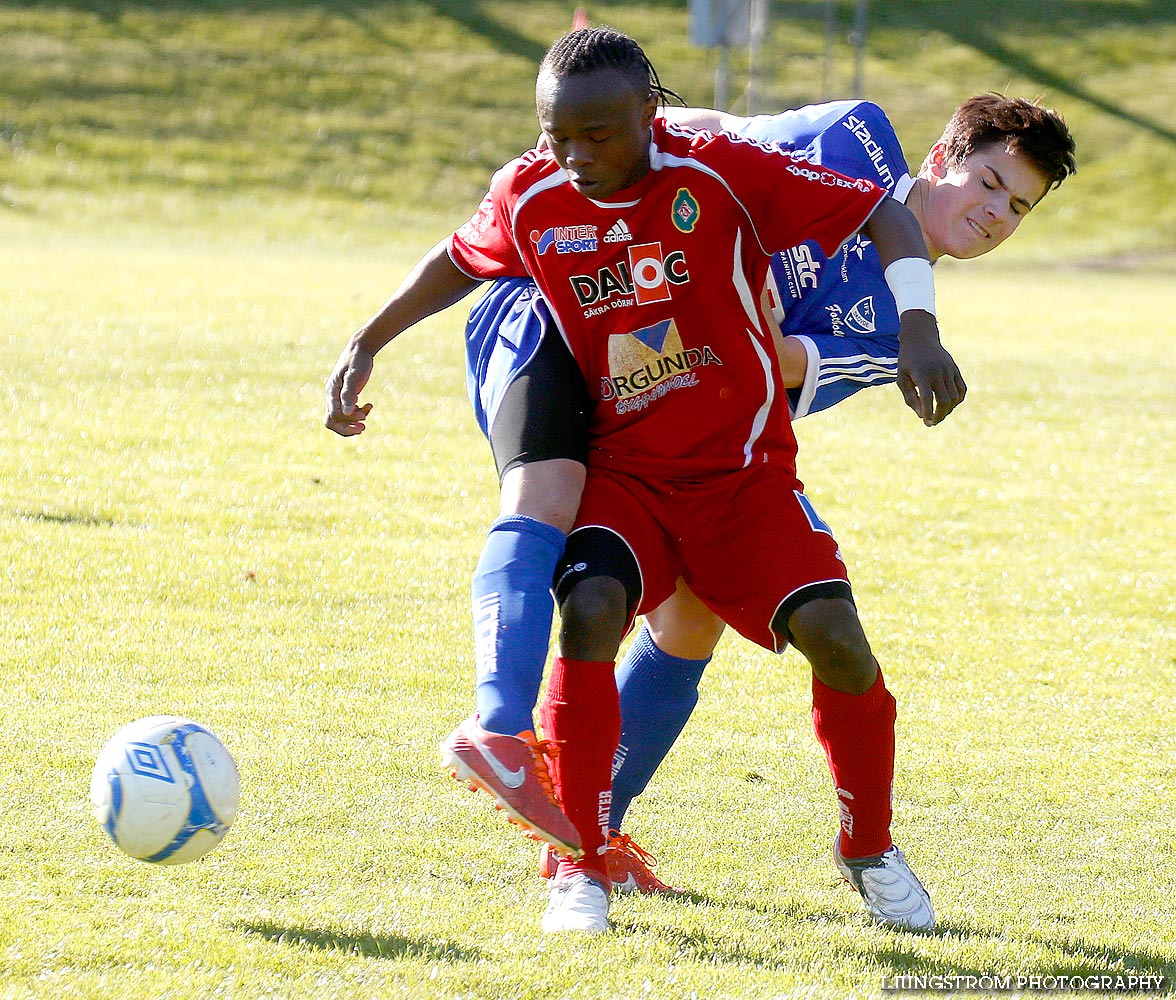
[539,26,684,107]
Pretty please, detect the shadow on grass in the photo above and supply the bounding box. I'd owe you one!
[612,910,855,973]
[872,920,1175,985]
[634,886,849,920]
[871,0,1176,147]
[32,0,1176,146]
[626,886,712,907]
[236,920,482,963]
[615,902,1174,982]
[17,509,117,528]
[937,27,1176,147]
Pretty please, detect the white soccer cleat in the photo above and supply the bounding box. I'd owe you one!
[541,873,611,934]
[832,833,935,932]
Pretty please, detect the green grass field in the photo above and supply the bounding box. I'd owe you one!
[2,2,1174,997]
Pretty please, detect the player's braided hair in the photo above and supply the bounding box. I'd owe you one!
[539,26,684,106]
[936,93,1077,191]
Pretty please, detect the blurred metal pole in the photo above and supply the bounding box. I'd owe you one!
[851,0,867,97]
[715,44,731,109]
[823,0,836,99]
[746,0,767,114]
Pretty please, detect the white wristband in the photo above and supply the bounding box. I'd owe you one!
[884,257,936,317]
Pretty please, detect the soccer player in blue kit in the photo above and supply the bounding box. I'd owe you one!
[457,93,1075,911]
[556,94,1077,900]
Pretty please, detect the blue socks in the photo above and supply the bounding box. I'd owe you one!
[610,625,710,830]
[472,515,566,736]
[472,520,710,829]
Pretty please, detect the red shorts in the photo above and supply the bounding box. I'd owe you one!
[570,462,852,652]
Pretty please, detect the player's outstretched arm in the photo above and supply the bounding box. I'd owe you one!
[658,106,740,134]
[324,240,480,437]
[861,198,966,426]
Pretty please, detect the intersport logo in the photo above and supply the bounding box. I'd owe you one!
[531,224,599,255]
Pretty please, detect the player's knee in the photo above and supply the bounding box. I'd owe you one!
[499,459,585,533]
[783,598,877,694]
[557,576,628,661]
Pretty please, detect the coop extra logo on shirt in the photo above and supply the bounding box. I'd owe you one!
[600,317,722,414]
[570,242,690,316]
[785,163,877,193]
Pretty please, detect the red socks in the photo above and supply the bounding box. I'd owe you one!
[811,669,897,859]
[540,656,620,886]
[539,657,897,870]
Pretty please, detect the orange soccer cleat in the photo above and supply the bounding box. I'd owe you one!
[441,715,582,858]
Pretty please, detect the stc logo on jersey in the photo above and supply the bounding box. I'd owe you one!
[782,244,822,296]
[531,224,598,255]
[600,317,722,412]
[570,242,689,313]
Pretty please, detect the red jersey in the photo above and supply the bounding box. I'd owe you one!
[449,117,885,480]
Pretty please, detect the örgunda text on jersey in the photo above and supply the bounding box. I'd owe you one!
[600,345,723,404]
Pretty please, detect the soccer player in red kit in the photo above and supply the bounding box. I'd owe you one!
[325,27,960,934]
[441,28,953,933]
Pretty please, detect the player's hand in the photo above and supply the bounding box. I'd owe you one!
[324,342,375,437]
[896,312,967,426]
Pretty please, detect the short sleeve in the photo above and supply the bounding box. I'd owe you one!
[449,160,528,280]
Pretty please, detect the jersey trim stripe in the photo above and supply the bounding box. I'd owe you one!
[511,169,571,227]
[745,333,775,468]
[651,146,768,257]
[816,358,898,385]
[729,227,776,469]
[507,169,574,355]
[816,369,896,389]
[588,195,642,209]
